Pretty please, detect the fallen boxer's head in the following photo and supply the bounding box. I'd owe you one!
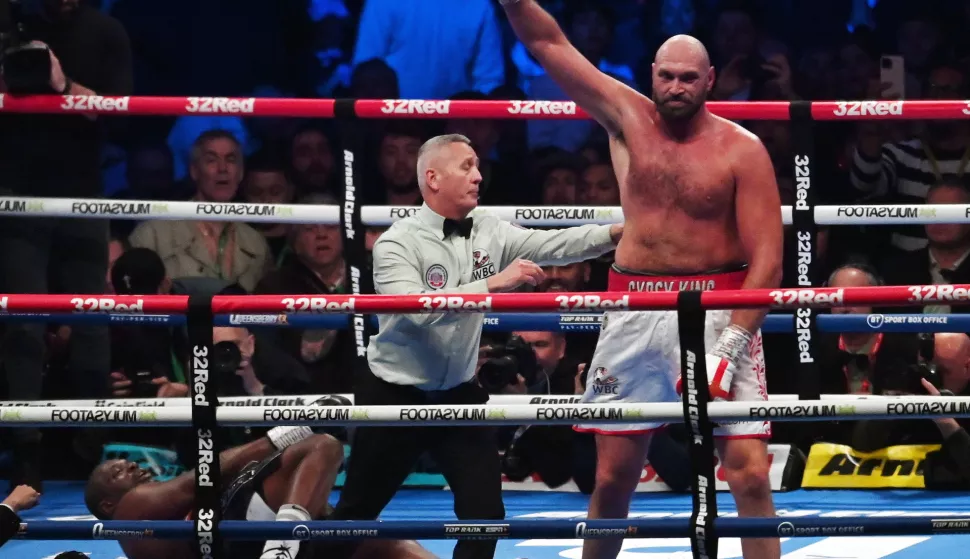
[85,459,156,520]
[652,34,714,122]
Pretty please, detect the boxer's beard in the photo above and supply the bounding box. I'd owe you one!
[653,89,705,123]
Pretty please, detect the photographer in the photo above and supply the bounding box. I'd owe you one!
[108,248,180,401]
[477,331,579,396]
[480,331,597,492]
[851,333,970,488]
[209,325,311,399]
[0,0,132,490]
[919,334,970,489]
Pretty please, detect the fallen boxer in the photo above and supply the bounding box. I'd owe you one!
[85,428,435,559]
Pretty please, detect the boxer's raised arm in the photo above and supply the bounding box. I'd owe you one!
[731,134,783,334]
[501,0,637,137]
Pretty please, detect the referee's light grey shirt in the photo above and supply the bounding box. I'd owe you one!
[368,204,617,391]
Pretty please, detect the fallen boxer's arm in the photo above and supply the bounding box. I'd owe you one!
[0,485,40,547]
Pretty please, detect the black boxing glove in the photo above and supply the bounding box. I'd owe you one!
[312,394,353,407]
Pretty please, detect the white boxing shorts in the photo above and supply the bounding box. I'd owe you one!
[575,266,770,439]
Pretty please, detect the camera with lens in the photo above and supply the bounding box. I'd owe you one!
[123,368,162,399]
[212,340,243,376]
[0,0,54,94]
[478,334,540,393]
[881,333,944,394]
[201,340,252,397]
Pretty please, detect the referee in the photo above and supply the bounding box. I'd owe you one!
[330,134,622,559]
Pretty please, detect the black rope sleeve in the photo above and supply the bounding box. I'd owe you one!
[677,290,717,559]
[339,136,375,378]
[789,100,822,400]
[188,293,221,559]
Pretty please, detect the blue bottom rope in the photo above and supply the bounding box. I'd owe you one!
[17,517,970,541]
[0,313,962,334]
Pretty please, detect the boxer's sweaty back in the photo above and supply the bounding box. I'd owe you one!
[610,104,750,275]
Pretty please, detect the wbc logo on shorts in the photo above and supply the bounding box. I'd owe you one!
[471,249,497,281]
[426,264,448,289]
[592,367,619,395]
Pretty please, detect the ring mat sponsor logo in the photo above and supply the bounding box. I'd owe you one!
[802,443,939,489]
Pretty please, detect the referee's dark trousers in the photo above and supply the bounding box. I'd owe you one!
[331,366,506,559]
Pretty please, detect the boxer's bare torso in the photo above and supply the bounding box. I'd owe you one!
[609,103,755,274]
[503,5,781,301]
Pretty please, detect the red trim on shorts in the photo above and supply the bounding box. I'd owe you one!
[608,267,748,292]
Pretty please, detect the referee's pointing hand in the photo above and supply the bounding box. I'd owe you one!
[486,259,547,292]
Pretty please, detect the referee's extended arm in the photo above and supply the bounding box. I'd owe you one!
[499,219,621,266]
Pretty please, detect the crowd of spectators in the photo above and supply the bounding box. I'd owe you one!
[5,0,970,490]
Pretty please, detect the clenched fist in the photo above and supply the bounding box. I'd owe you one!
[486,259,546,292]
[3,484,40,512]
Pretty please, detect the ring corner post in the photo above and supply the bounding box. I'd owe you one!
[187,293,222,559]
[789,100,822,401]
[675,290,717,559]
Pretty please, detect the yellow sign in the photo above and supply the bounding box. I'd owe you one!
[802,442,940,489]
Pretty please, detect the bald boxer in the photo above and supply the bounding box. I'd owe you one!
[502,2,783,558]
[85,432,432,559]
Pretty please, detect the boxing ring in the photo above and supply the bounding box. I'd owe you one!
[2,95,970,559]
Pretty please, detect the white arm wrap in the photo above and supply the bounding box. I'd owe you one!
[267,426,314,451]
[710,325,753,365]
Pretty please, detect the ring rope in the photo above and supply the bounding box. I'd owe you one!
[0,95,960,121]
[15,516,970,541]
[3,397,967,426]
[0,392,904,408]
[0,196,964,225]
[0,285,960,313]
[0,312,956,333]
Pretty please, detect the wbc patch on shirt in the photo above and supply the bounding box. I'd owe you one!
[471,249,497,281]
[426,264,448,289]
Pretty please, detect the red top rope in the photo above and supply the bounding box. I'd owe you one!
[0,284,963,314]
[0,95,967,120]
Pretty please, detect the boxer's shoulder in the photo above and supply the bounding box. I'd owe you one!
[707,114,758,143]
[708,117,770,163]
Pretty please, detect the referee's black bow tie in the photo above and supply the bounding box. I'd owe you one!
[443,217,473,238]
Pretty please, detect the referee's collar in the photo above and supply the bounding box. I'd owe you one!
[417,204,448,239]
